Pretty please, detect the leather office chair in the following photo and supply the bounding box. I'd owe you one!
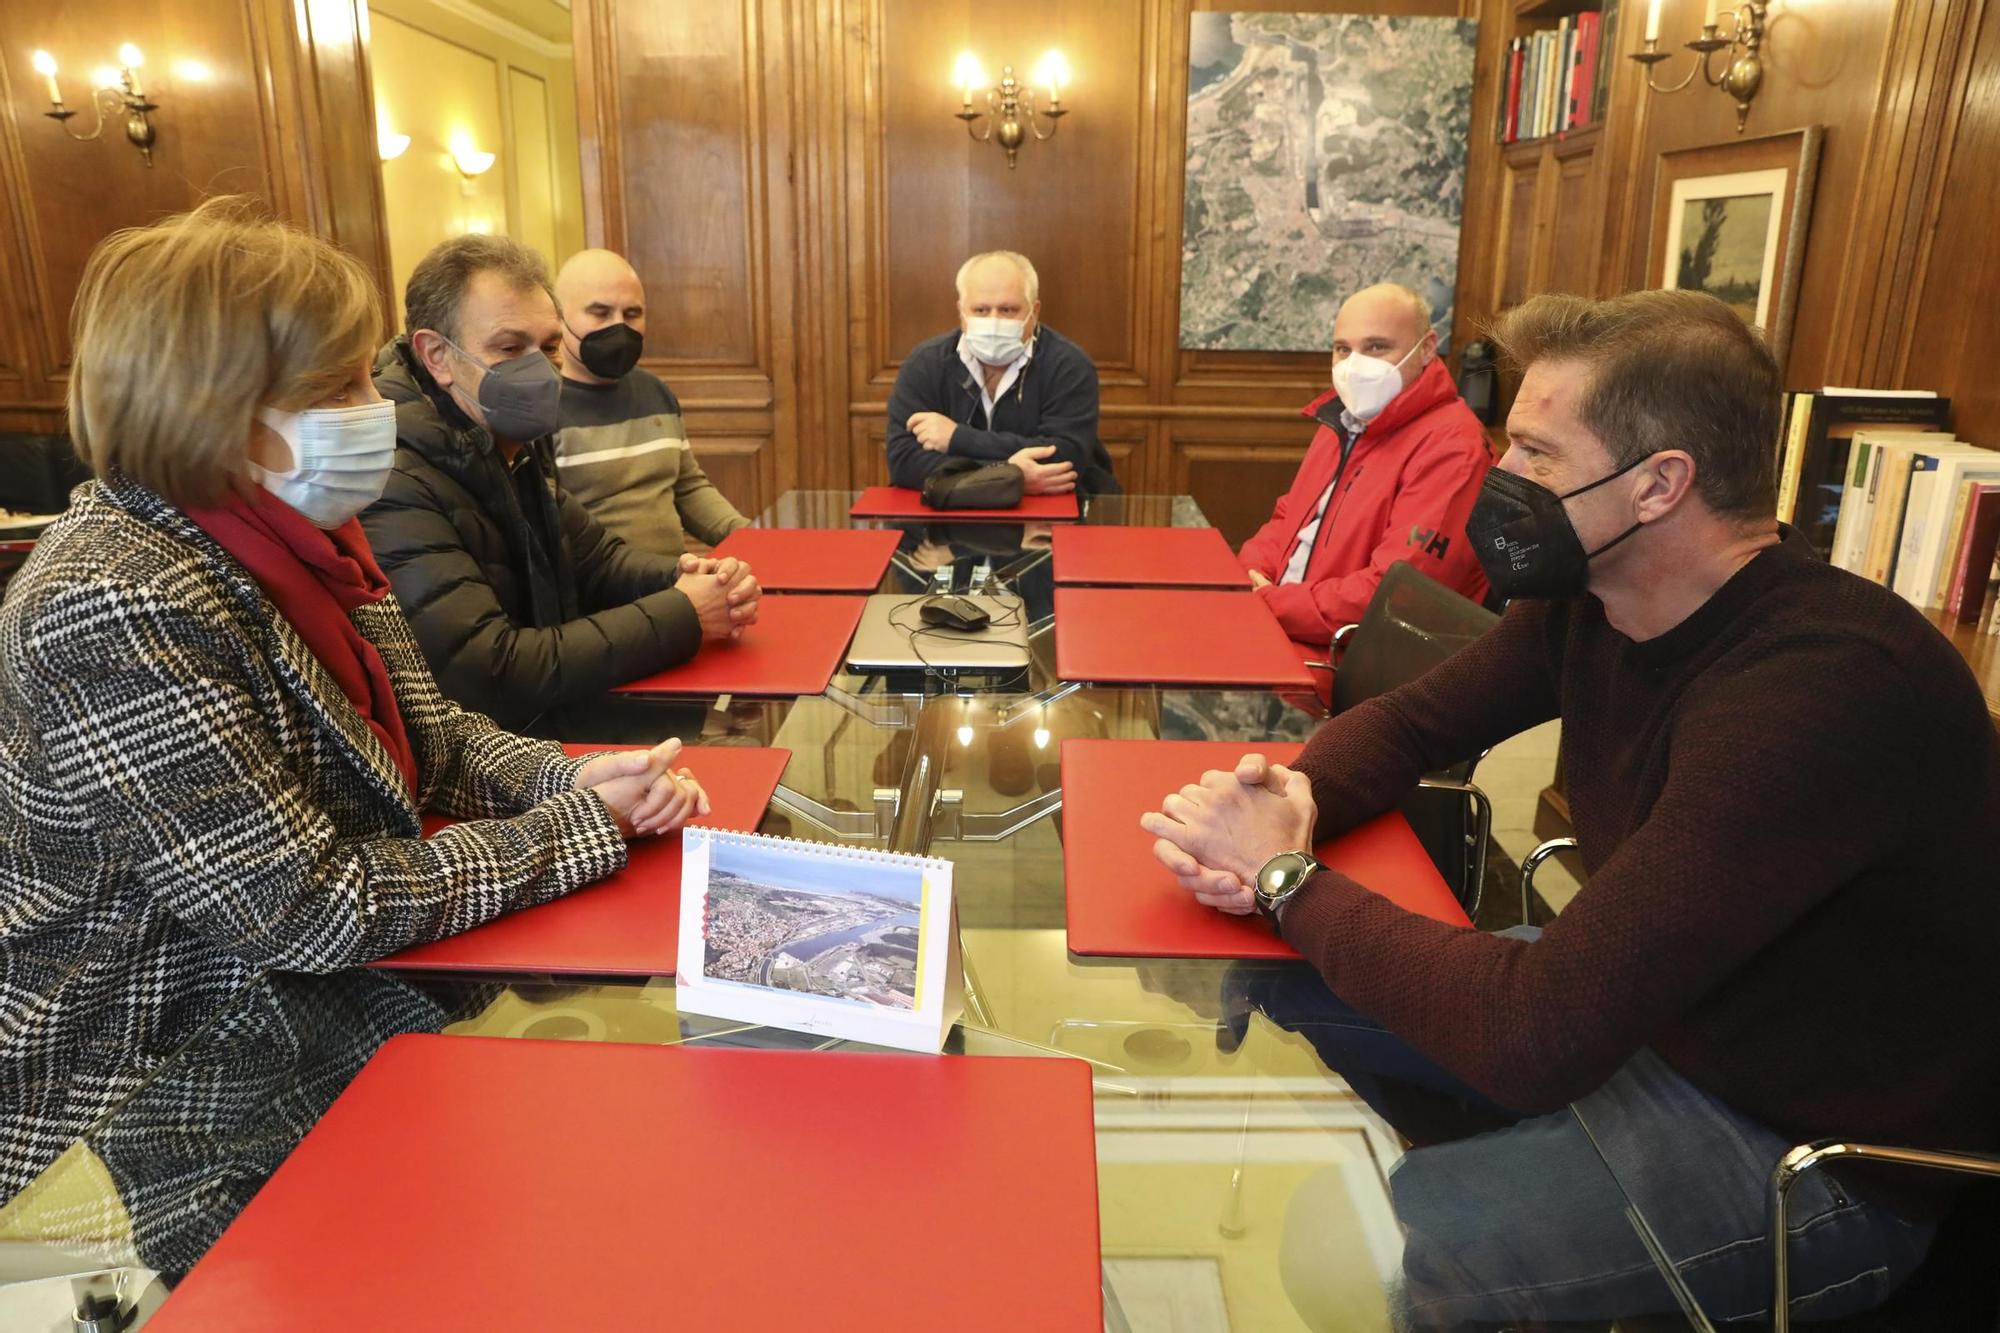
[1327,561,1500,915]
[1518,842,2000,1330]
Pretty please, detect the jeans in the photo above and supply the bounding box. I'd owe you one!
[1237,928,1937,1327]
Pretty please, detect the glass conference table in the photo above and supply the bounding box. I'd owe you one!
[0,493,1714,1331]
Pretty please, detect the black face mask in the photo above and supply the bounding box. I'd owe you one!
[575,322,644,380]
[1466,455,1650,599]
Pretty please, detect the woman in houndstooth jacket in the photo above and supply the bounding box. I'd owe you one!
[0,200,708,1218]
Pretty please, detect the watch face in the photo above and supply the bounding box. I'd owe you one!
[1257,851,1314,902]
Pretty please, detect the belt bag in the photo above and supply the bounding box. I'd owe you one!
[921,456,1026,510]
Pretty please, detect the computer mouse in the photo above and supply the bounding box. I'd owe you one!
[919,595,991,632]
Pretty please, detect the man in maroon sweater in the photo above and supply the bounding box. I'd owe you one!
[1144,290,2000,1326]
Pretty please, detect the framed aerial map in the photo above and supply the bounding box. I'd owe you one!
[1179,13,1478,353]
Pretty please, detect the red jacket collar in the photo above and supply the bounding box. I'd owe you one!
[1301,354,1461,436]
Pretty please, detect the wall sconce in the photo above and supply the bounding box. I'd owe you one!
[951,48,1069,169]
[30,44,161,166]
[1630,0,1766,133]
[377,126,411,161]
[448,131,496,179]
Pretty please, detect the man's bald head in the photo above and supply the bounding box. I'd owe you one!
[556,248,647,384]
[1330,282,1437,393]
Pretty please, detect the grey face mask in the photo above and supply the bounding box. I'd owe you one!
[441,337,563,442]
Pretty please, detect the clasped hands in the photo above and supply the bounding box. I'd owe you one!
[1138,753,1318,918]
[576,738,709,839]
[904,411,1077,496]
[676,553,760,642]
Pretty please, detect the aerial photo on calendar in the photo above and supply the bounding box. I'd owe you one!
[701,839,924,1009]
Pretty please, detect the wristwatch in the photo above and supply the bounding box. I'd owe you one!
[1253,850,1325,928]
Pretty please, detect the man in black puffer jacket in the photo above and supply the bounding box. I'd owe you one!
[363,235,759,729]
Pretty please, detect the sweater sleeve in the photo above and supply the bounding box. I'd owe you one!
[1292,597,1562,836]
[672,448,752,546]
[1256,431,1490,643]
[20,580,629,973]
[886,352,950,489]
[1279,634,1926,1114]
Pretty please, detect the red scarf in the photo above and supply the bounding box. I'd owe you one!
[185,487,419,799]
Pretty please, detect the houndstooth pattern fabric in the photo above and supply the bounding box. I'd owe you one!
[0,477,628,1202]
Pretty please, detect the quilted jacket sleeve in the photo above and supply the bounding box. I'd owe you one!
[362,465,701,727]
[19,578,629,972]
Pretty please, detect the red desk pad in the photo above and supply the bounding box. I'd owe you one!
[1061,739,1469,960]
[378,743,789,976]
[148,1036,1103,1332]
[708,526,900,592]
[614,593,865,696]
[849,485,1081,522]
[1053,587,1318,689]
[1052,525,1250,588]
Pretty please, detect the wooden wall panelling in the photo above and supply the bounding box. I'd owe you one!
[575,0,795,519]
[1544,129,1605,295]
[1901,0,1999,447]
[1610,0,1900,387]
[871,0,1149,389]
[1821,0,1987,391]
[1164,415,1315,547]
[0,0,385,429]
[784,0,856,491]
[290,0,393,313]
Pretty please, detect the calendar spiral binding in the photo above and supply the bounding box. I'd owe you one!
[688,827,951,875]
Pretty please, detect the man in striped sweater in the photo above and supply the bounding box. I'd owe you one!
[552,249,751,558]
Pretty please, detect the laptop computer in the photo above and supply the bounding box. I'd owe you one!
[846,592,1032,673]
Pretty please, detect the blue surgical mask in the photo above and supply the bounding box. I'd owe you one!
[964,317,1029,367]
[249,400,397,528]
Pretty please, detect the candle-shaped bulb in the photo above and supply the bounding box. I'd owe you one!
[31,50,62,105]
[1644,0,1663,41]
[953,51,985,104]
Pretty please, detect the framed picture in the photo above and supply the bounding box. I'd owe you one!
[1648,126,1822,371]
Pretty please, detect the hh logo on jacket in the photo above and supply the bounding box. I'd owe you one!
[1408,525,1452,560]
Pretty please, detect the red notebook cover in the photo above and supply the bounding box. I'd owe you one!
[147,1035,1103,1332]
[1053,587,1318,689]
[1051,525,1250,588]
[615,593,865,696]
[1062,739,1469,960]
[849,485,1081,522]
[378,743,789,976]
[708,526,900,592]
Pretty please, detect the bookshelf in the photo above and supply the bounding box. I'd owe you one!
[1496,0,1615,149]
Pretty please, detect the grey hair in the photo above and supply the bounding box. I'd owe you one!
[955,250,1039,306]
[404,233,555,341]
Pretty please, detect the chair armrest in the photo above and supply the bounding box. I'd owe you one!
[1520,837,1578,926]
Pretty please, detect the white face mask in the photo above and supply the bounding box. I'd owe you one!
[1331,338,1425,423]
[249,400,398,528]
[964,316,1029,367]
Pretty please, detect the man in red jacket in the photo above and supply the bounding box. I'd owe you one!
[1238,284,1493,643]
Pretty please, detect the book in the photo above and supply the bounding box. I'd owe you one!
[1593,0,1622,126]
[1891,446,1998,608]
[676,828,961,1053]
[1834,431,1956,574]
[1791,394,1954,561]
[1775,392,1814,524]
[1934,478,1983,610]
[1947,484,2000,623]
[1827,433,1875,571]
[1569,12,1602,130]
[1503,39,1524,143]
[1555,18,1573,135]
